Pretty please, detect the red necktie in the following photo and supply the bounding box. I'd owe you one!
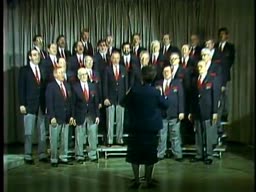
[125,60,130,71]
[35,66,40,84]
[153,56,157,65]
[79,57,83,67]
[163,46,166,54]
[83,84,89,101]
[198,75,202,88]
[115,66,119,81]
[164,81,169,96]
[182,58,186,68]
[60,83,67,99]
[41,51,45,59]
[61,49,65,59]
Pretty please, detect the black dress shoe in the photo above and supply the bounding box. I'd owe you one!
[204,159,213,165]
[24,159,35,165]
[190,158,203,163]
[39,158,49,163]
[59,161,73,165]
[90,159,98,163]
[51,163,58,167]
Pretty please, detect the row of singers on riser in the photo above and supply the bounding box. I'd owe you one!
[36,54,228,90]
[19,62,222,124]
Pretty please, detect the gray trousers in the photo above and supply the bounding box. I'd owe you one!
[157,119,182,159]
[194,120,217,160]
[24,108,47,160]
[106,105,124,144]
[75,117,98,160]
[49,124,69,163]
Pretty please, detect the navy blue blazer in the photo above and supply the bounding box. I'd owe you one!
[160,45,181,60]
[190,73,221,120]
[18,65,46,114]
[72,82,100,125]
[103,65,128,105]
[215,42,235,85]
[150,53,167,81]
[40,56,58,84]
[87,70,102,103]
[121,83,169,134]
[189,45,203,62]
[120,54,140,88]
[45,80,73,124]
[82,41,94,56]
[67,55,86,81]
[56,48,72,60]
[93,52,110,77]
[155,79,184,119]
[131,46,147,58]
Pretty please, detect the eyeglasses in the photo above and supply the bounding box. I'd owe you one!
[171,57,179,60]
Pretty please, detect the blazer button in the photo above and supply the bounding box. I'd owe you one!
[198,94,201,98]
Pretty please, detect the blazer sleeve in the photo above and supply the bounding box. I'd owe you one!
[157,90,169,110]
[178,81,185,114]
[213,76,221,114]
[103,67,109,100]
[45,84,55,120]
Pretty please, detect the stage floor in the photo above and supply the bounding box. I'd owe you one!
[4,142,254,192]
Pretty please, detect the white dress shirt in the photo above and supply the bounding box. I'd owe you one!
[172,64,179,79]
[123,54,131,64]
[55,79,67,96]
[29,62,41,80]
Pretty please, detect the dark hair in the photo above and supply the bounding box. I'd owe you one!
[97,39,106,47]
[81,28,89,34]
[218,27,229,35]
[132,33,141,39]
[141,65,157,84]
[122,42,130,49]
[56,35,65,43]
[32,34,42,42]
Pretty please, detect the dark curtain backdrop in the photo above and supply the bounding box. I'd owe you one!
[4,0,254,145]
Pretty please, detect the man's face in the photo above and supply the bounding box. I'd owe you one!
[111,52,120,65]
[48,44,57,55]
[140,53,150,66]
[163,35,170,46]
[106,36,113,46]
[205,40,214,50]
[181,45,190,56]
[78,70,88,82]
[57,37,66,48]
[191,35,199,46]
[76,42,84,54]
[29,50,40,64]
[98,42,107,53]
[123,44,131,55]
[85,56,94,69]
[35,37,43,48]
[201,52,211,62]
[132,35,140,46]
[82,31,89,41]
[163,66,172,79]
[219,31,228,42]
[54,68,65,82]
[57,58,66,71]
[198,61,207,74]
[151,43,160,53]
[170,54,180,65]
